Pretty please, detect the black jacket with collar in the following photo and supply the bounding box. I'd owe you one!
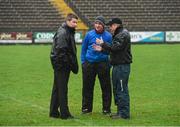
[50,23,78,74]
[101,26,132,65]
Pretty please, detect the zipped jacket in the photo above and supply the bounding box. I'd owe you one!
[101,27,132,65]
[50,23,78,74]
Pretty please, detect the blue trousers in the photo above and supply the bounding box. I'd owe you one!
[112,64,130,118]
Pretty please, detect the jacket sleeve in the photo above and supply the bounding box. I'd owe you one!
[50,29,70,70]
[55,29,68,50]
[81,33,89,64]
[101,34,112,54]
[101,33,127,53]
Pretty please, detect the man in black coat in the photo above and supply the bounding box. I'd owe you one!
[49,13,79,120]
[93,18,132,119]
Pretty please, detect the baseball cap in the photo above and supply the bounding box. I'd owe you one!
[106,18,122,25]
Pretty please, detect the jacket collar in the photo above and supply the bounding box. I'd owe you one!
[114,26,123,37]
[62,22,75,34]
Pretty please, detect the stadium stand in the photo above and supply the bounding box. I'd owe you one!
[0,0,180,32]
[0,0,64,32]
[50,0,88,30]
[64,0,180,31]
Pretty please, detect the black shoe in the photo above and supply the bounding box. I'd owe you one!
[49,112,60,118]
[49,114,60,118]
[82,108,91,114]
[60,115,74,120]
[102,110,111,115]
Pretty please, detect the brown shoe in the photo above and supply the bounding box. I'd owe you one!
[110,114,129,119]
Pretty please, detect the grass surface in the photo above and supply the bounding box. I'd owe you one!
[0,44,180,126]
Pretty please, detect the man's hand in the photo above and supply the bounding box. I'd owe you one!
[93,44,102,51]
[96,37,104,44]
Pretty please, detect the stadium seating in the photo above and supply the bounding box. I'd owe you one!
[1,0,180,31]
[64,0,180,31]
[0,0,64,32]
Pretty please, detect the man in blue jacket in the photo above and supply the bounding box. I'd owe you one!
[81,16,112,115]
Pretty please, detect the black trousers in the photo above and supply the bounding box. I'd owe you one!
[49,68,71,117]
[82,61,112,112]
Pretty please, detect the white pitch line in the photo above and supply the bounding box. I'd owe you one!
[0,94,47,111]
[0,94,95,126]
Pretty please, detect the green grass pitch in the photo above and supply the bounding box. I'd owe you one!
[0,44,180,126]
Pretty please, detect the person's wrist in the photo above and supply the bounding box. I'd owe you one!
[100,43,104,46]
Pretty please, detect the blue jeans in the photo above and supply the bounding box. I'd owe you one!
[112,64,130,118]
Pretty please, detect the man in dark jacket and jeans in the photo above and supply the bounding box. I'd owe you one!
[49,13,78,120]
[93,18,132,119]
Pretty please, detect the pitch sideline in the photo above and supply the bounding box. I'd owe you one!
[0,93,96,126]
